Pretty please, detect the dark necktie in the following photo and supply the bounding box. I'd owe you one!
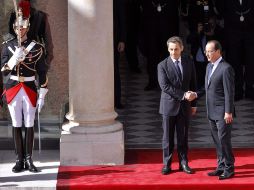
[208,63,214,82]
[175,60,182,80]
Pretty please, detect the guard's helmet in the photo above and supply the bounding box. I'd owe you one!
[13,0,31,29]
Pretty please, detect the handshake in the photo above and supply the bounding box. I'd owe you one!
[184,91,197,102]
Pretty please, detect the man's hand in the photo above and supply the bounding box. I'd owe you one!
[13,47,26,61]
[191,107,197,116]
[4,46,26,71]
[184,91,197,101]
[197,23,203,34]
[224,113,233,124]
[37,98,44,113]
[117,42,125,52]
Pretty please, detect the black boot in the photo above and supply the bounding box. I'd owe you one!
[12,127,24,173]
[24,127,38,173]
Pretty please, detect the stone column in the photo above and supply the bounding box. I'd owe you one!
[60,0,124,165]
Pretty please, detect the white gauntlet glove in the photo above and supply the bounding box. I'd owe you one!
[37,88,48,113]
[5,47,26,70]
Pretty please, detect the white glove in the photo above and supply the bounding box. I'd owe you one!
[13,47,25,60]
[37,98,44,113]
[7,47,25,70]
[37,88,48,112]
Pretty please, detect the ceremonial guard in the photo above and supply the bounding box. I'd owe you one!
[1,1,48,173]
[8,0,54,66]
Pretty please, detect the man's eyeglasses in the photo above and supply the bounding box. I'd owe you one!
[204,50,216,54]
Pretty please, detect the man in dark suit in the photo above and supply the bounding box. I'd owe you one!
[140,0,180,91]
[158,36,197,175]
[125,0,141,73]
[113,0,126,109]
[215,0,254,101]
[205,40,235,180]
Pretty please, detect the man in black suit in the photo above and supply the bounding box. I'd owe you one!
[140,0,180,91]
[158,36,197,175]
[125,0,141,73]
[205,40,235,180]
[215,0,254,101]
[113,0,126,109]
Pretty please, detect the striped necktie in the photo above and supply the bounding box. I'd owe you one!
[208,63,214,82]
[175,60,182,80]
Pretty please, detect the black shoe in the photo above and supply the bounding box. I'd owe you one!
[161,166,171,175]
[179,164,194,174]
[12,160,24,173]
[207,169,224,176]
[25,158,38,173]
[219,171,235,180]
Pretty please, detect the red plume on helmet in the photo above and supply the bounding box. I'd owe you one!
[18,0,31,18]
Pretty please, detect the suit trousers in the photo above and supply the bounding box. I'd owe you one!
[209,119,235,171]
[162,111,189,167]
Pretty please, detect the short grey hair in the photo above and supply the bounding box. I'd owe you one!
[167,36,183,48]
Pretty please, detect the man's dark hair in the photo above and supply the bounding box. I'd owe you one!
[207,40,222,52]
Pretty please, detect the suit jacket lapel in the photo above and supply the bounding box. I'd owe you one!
[207,59,224,87]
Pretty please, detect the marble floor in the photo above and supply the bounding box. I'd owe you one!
[116,54,254,149]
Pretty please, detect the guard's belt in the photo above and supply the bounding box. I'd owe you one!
[10,75,35,82]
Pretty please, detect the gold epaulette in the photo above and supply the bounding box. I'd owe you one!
[32,40,46,52]
[32,40,45,47]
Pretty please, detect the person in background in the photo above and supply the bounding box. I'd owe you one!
[125,0,141,74]
[158,36,197,175]
[139,0,180,91]
[216,0,254,101]
[113,0,126,109]
[187,15,224,92]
